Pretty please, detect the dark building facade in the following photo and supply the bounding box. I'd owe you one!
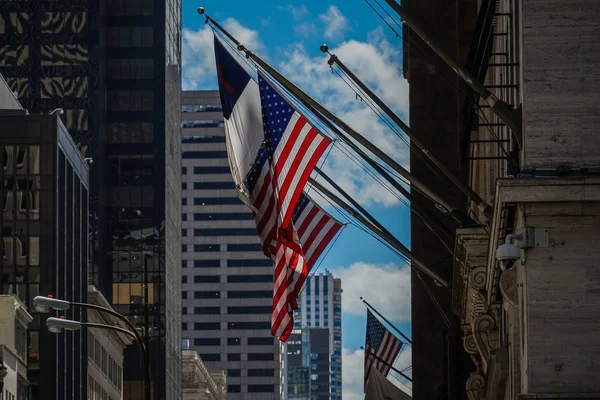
[0,0,182,398]
[0,109,89,400]
[402,0,478,398]
[287,328,330,400]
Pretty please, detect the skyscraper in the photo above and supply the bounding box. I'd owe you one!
[104,1,182,398]
[0,1,182,398]
[287,328,331,400]
[293,272,342,400]
[0,89,90,399]
[181,90,284,400]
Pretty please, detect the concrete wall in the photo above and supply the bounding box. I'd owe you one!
[521,0,600,168]
[520,202,600,394]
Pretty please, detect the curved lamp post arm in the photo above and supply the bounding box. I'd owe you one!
[81,322,139,339]
[70,302,144,348]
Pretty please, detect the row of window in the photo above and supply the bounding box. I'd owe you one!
[182,151,228,159]
[227,368,274,377]
[198,352,273,362]
[181,120,224,128]
[88,333,122,390]
[182,275,272,284]
[182,104,223,113]
[181,305,272,315]
[182,166,231,175]
[182,212,254,221]
[88,375,116,400]
[180,290,272,299]
[181,259,271,268]
[227,384,274,393]
[180,243,263,252]
[183,228,259,236]
[182,197,244,206]
[190,321,271,330]
[182,136,225,144]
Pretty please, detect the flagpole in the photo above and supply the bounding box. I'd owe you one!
[307,177,450,288]
[361,346,412,382]
[198,7,474,227]
[360,297,412,344]
[321,46,494,222]
[379,0,522,139]
[314,167,454,253]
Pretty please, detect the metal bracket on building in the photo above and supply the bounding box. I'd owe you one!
[515,228,549,248]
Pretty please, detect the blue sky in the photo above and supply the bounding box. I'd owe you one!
[181,0,412,397]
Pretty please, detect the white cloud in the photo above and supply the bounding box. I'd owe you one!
[279,32,410,207]
[182,18,264,90]
[343,348,367,400]
[277,4,309,20]
[294,22,318,38]
[320,5,349,41]
[343,346,412,399]
[332,261,411,322]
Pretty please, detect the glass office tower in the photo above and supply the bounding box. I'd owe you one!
[1,1,182,398]
[0,111,89,400]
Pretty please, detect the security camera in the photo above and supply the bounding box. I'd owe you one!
[496,233,522,271]
[84,158,93,165]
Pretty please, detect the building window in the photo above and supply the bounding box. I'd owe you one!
[182,322,187,330]
[194,275,219,284]
[247,337,273,345]
[182,167,187,174]
[181,291,187,299]
[228,338,241,346]
[194,244,219,252]
[194,338,220,346]
[194,322,220,330]
[181,120,224,129]
[227,369,241,377]
[248,368,274,377]
[182,182,187,190]
[194,291,220,299]
[199,353,221,361]
[194,306,220,314]
[182,213,187,221]
[247,353,274,361]
[228,322,271,330]
[182,244,187,252]
[182,150,227,159]
[228,353,241,361]
[182,260,187,268]
[228,385,241,393]
[182,198,187,206]
[182,307,187,315]
[248,385,275,393]
[194,260,219,268]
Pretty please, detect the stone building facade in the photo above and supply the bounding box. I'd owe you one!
[182,347,226,400]
[87,285,131,400]
[0,295,32,400]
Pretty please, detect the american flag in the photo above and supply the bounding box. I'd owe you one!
[364,309,403,388]
[290,192,343,294]
[245,72,332,341]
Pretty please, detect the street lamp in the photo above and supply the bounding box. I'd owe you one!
[34,296,151,400]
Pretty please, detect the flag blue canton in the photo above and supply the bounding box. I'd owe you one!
[245,74,297,194]
[366,309,387,350]
[292,192,310,223]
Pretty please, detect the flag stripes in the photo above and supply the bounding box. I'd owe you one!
[364,309,403,388]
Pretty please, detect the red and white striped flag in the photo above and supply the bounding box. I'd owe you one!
[271,193,344,340]
[364,309,403,388]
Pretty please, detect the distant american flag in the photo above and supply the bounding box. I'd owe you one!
[364,309,403,388]
[245,72,332,341]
